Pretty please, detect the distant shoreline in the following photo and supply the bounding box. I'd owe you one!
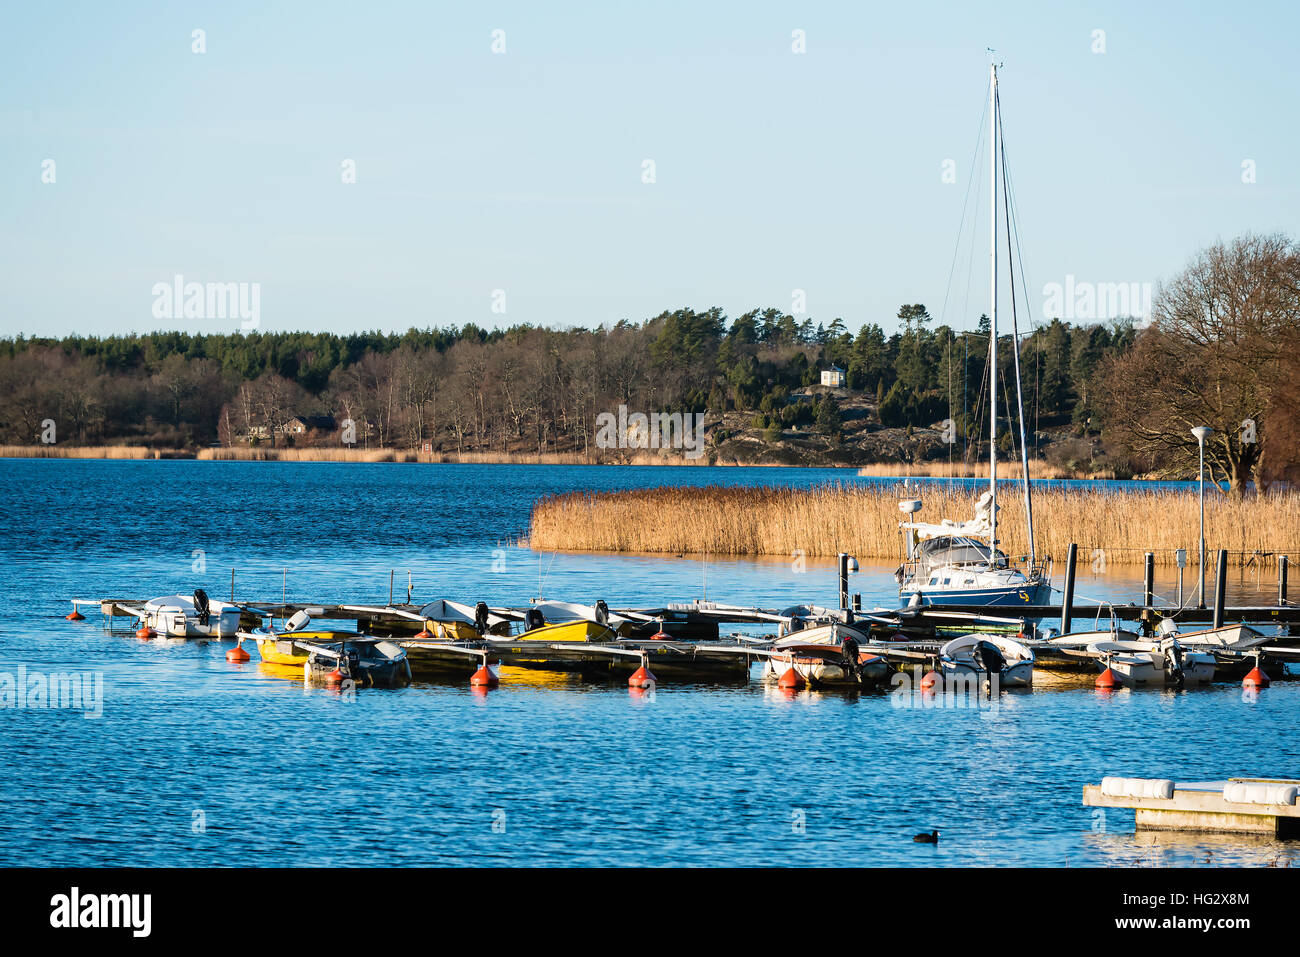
[0,444,1146,477]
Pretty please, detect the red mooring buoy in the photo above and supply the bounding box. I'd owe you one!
[1095,667,1122,689]
[326,668,344,684]
[777,666,805,690]
[1242,665,1271,689]
[629,661,657,689]
[226,645,250,663]
[471,663,499,688]
[135,626,152,640]
[66,610,85,621]
[920,669,942,691]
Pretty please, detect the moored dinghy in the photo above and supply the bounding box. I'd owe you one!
[762,620,889,689]
[939,633,1035,688]
[1087,637,1215,687]
[300,636,411,688]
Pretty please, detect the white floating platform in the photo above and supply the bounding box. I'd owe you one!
[1084,777,1300,835]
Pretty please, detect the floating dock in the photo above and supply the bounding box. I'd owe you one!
[1084,777,1300,836]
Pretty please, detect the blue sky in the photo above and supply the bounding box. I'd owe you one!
[2,1,1296,339]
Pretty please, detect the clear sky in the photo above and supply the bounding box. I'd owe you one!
[2,1,1296,339]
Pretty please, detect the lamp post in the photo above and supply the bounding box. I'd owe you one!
[1191,426,1213,608]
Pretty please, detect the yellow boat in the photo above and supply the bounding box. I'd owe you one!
[510,619,616,643]
[249,630,360,667]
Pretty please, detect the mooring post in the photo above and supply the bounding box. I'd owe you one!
[837,553,849,611]
[1212,548,1228,630]
[1281,555,1290,606]
[1060,543,1077,636]
[1143,552,1154,608]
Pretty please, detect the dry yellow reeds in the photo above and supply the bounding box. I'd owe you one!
[528,483,1300,567]
[0,445,159,459]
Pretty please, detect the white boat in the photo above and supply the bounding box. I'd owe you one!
[762,621,888,688]
[1088,637,1216,686]
[141,590,241,638]
[1155,619,1269,652]
[939,633,1035,688]
[896,63,1050,611]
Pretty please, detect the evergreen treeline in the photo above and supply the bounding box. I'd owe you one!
[0,306,1135,454]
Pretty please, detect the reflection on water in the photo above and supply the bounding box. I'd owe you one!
[1,460,1295,867]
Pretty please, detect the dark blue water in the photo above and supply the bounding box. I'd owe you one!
[1,460,1293,866]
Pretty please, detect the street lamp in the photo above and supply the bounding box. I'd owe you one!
[1191,426,1213,608]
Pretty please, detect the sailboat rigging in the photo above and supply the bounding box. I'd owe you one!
[895,61,1052,609]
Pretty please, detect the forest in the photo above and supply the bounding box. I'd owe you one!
[0,307,1131,461]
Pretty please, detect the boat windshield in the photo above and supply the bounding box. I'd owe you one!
[917,536,1006,570]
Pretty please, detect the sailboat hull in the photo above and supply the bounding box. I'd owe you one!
[902,580,1052,608]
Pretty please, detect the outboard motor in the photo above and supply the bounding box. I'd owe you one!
[594,600,610,626]
[972,640,1006,677]
[840,631,861,680]
[525,607,545,632]
[1161,637,1186,687]
[474,601,491,636]
[285,610,311,632]
[193,589,211,627]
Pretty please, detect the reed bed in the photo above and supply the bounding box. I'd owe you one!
[0,445,159,459]
[529,483,1300,566]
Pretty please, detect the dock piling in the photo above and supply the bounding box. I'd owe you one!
[1060,543,1077,636]
[1281,555,1290,606]
[1143,553,1154,607]
[1213,548,1228,629]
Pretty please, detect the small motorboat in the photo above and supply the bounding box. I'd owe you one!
[300,636,411,689]
[939,633,1035,688]
[140,590,242,638]
[1088,637,1215,687]
[1154,619,1269,652]
[240,610,342,666]
[496,605,618,644]
[762,621,889,688]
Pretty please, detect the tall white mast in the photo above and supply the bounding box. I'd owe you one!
[988,60,999,555]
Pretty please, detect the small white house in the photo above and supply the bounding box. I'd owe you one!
[820,365,846,388]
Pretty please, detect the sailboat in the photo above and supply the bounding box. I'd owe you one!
[896,62,1051,610]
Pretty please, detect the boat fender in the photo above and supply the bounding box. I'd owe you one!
[1223,782,1299,806]
[1101,777,1174,800]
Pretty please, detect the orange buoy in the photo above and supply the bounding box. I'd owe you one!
[136,626,152,640]
[226,645,250,663]
[651,629,672,641]
[325,668,344,684]
[776,666,805,690]
[1095,667,1122,688]
[1242,665,1271,689]
[471,663,499,687]
[66,610,85,621]
[629,661,657,688]
[414,629,431,639]
[920,669,942,691]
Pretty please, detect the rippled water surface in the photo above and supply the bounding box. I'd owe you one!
[1,460,1294,866]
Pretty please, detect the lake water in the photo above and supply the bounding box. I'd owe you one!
[1,459,1294,867]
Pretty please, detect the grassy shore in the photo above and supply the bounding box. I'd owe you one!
[528,483,1300,566]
